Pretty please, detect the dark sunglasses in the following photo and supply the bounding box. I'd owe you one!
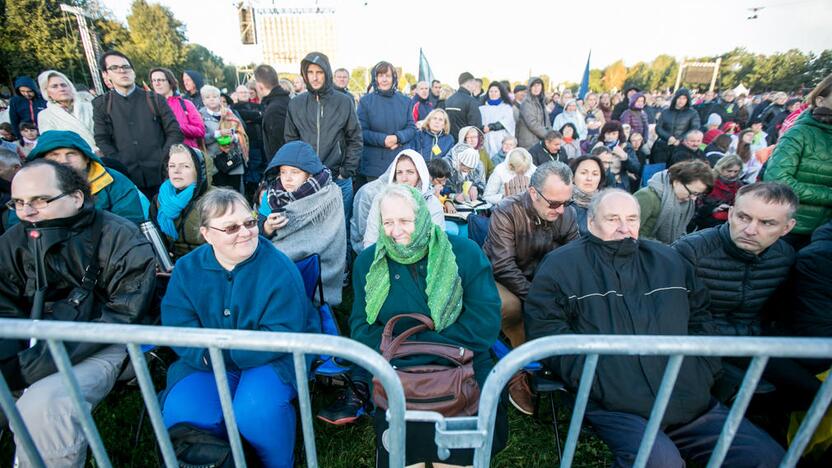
[208,218,258,235]
[536,190,573,210]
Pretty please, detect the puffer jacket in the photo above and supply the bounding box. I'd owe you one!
[356,63,416,177]
[0,207,157,387]
[656,89,701,143]
[763,110,832,234]
[516,78,550,149]
[525,234,718,427]
[483,192,580,299]
[672,224,795,336]
[284,52,363,179]
[445,87,482,142]
[412,129,453,162]
[787,220,832,337]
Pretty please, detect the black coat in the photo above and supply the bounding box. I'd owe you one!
[525,235,719,427]
[656,89,700,143]
[0,208,157,387]
[529,141,568,166]
[260,87,290,159]
[672,224,795,336]
[93,89,184,189]
[445,88,482,143]
[669,144,706,167]
[786,221,832,337]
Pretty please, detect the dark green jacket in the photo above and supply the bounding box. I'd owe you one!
[350,235,502,388]
[764,111,832,234]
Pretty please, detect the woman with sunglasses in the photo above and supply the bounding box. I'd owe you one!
[634,159,714,244]
[149,144,212,260]
[257,141,346,305]
[160,187,320,468]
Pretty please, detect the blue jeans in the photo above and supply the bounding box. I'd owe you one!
[335,177,353,266]
[163,365,297,468]
[585,400,783,468]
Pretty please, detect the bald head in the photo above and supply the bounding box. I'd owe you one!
[587,189,641,240]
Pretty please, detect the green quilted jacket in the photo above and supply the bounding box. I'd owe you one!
[764,110,832,234]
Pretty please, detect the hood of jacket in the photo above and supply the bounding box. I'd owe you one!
[14,76,42,99]
[811,220,832,243]
[300,51,333,96]
[37,70,77,103]
[369,61,399,97]
[28,130,98,163]
[629,92,645,110]
[457,125,484,149]
[379,149,433,195]
[264,140,325,176]
[183,70,204,95]
[669,88,692,111]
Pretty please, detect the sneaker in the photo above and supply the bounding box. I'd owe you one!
[317,382,368,425]
[508,371,535,416]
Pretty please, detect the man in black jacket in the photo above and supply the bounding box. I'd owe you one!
[787,219,832,337]
[0,160,157,467]
[668,130,706,167]
[445,72,483,142]
[284,52,363,224]
[254,64,289,161]
[528,130,568,166]
[93,51,183,196]
[232,84,266,199]
[525,188,784,467]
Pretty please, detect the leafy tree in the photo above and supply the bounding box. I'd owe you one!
[350,67,368,93]
[588,69,603,92]
[181,44,227,89]
[120,0,186,82]
[804,50,832,91]
[602,60,627,92]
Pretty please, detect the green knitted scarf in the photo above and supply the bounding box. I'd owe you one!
[364,187,463,331]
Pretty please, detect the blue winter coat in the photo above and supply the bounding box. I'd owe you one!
[9,76,47,139]
[357,74,416,177]
[161,238,321,391]
[412,129,453,163]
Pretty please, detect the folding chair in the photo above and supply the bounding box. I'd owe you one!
[640,162,667,188]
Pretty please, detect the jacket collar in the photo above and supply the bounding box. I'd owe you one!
[718,223,761,263]
[22,206,97,253]
[586,232,639,259]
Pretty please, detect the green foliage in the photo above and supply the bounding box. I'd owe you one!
[602,60,627,91]
[121,0,186,85]
[350,67,368,94]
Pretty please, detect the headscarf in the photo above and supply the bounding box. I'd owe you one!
[364,186,463,332]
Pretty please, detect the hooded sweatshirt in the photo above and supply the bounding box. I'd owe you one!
[25,130,145,224]
[9,76,48,139]
[618,92,650,141]
[516,77,550,149]
[356,62,416,178]
[351,149,445,253]
[656,88,701,143]
[552,99,588,140]
[36,71,97,151]
[182,70,205,109]
[284,52,363,179]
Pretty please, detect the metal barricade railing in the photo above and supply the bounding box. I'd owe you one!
[0,319,407,468]
[428,334,832,468]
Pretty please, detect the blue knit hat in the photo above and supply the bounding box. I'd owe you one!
[266,140,324,175]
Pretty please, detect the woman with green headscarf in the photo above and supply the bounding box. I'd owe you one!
[349,183,507,467]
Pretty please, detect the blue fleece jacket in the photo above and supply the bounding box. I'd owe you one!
[412,129,454,163]
[356,70,416,177]
[9,76,47,139]
[161,238,321,391]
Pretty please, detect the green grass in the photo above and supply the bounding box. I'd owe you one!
[0,287,612,467]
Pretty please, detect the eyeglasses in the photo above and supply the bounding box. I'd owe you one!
[7,192,70,211]
[106,64,133,73]
[682,183,707,199]
[208,218,258,235]
[535,190,573,210]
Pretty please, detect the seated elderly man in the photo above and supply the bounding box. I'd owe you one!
[668,130,706,167]
[525,188,784,468]
[672,182,826,411]
[483,160,579,414]
[0,159,157,467]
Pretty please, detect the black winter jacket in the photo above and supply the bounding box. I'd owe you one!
[525,235,719,427]
[93,88,184,189]
[445,88,482,143]
[260,87,290,159]
[672,224,794,336]
[284,52,363,179]
[0,208,157,388]
[656,89,701,144]
[787,221,832,337]
[529,141,568,166]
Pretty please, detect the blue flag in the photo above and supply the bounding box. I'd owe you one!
[419,48,434,84]
[578,50,591,99]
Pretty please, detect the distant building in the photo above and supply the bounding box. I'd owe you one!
[254,3,337,70]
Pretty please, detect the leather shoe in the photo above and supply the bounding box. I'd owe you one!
[508,371,535,416]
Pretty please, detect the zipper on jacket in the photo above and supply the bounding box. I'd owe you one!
[316,95,321,153]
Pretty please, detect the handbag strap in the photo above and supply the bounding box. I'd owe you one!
[79,210,105,291]
[379,313,472,366]
[380,313,435,355]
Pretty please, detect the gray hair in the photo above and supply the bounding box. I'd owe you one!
[530,161,572,192]
[684,129,704,140]
[506,148,532,173]
[0,148,20,169]
[501,134,517,145]
[198,188,252,227]
[373,183,418,221]
[587,188,640,221]
[199,84,221,99]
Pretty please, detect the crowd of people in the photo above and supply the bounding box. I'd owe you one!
[0,47,831,467]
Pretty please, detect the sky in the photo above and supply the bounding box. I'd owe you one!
[103,0,832,85]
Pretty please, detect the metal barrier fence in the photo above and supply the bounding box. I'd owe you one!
[0,319,407,468]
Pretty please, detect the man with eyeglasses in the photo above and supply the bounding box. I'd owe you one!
[483,161,579,415]
[525,188,785,468]
[0,159,157,467]
[93,50,183,197]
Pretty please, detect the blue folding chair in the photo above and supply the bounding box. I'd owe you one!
[640,162,667,188]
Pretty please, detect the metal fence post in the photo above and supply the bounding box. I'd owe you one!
[560,354,599,468]
[208,347,247,468]
[294,352,318,467]
[0,371,45,468]
[632,354,684,468]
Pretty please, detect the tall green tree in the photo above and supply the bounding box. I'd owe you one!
[120,0,186,83]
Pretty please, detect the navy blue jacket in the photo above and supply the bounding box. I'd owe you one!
[412,129,453,163]
[9,76,47,139]
[161,238,321,391]
[357,75,416,177]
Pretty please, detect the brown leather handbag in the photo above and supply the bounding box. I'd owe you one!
[372,313,480,417]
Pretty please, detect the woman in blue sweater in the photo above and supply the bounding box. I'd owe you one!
[357,61,416,181]
[412,108,454,163]
[160,188,320,468]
